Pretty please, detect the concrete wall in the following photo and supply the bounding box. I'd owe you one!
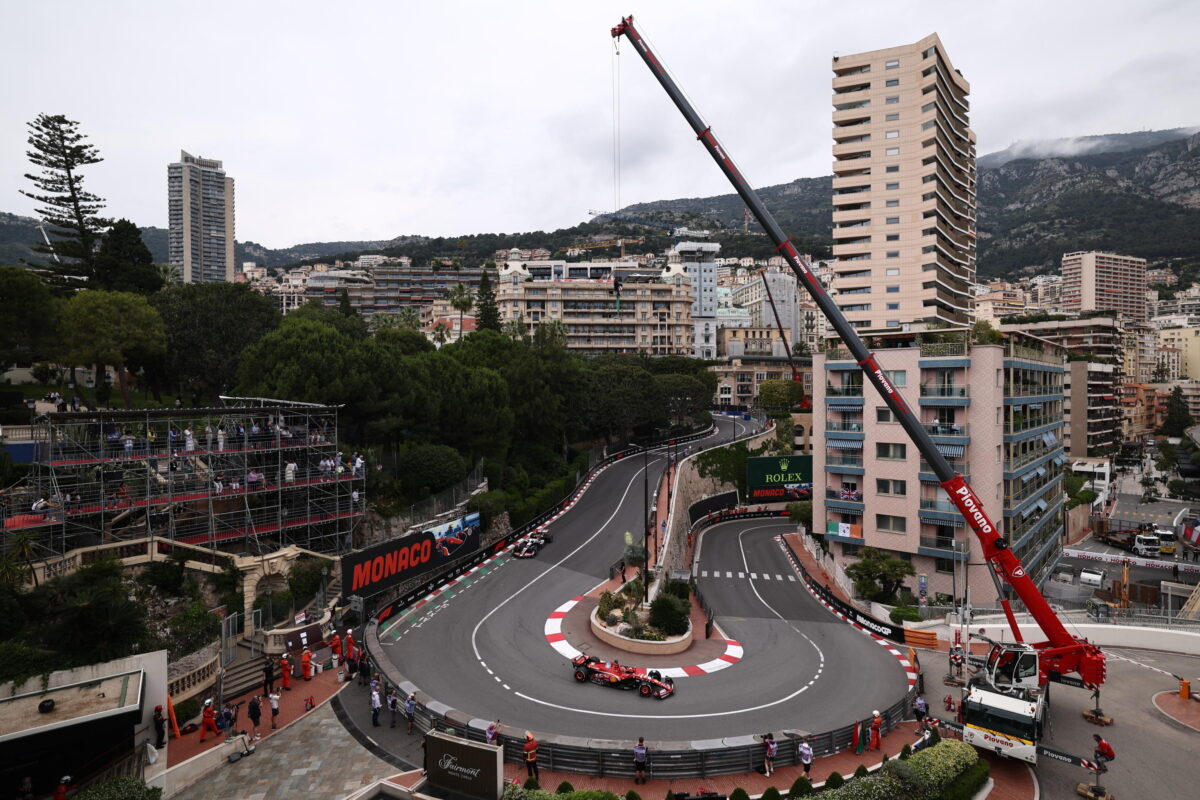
[968,620,1200,657]
[656,421,776,593]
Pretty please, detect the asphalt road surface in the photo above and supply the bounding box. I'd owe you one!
[381,416,906,741]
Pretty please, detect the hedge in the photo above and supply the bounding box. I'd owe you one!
[937,757,989,800]
[501,787,622,800]
[75,777,162,800]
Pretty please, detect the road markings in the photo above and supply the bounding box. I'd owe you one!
[737,571,745,579]
[750,572,758,579]
[726,571,733,578]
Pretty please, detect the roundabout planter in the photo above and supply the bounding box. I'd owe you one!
[588,604,693,655]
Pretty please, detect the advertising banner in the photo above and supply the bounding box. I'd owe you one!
[746,455,812,502]
[343,512,481,597]
[1062,548,1200,574]
[424,730,504,800]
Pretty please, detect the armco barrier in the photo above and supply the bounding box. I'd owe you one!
[364,502,915,780]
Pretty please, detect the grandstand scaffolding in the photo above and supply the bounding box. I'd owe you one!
[2,398,364,559]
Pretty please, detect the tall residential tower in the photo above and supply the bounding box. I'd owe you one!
[830,34,976,330]
[168,151,235,282]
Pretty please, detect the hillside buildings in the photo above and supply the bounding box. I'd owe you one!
[830,33,977,329]
[495,260,693,356]
[666,241,721,359]
[814,330,1065,603]
[303,262,490,319]
[1062,251,1148,322]
[168,151,235,283]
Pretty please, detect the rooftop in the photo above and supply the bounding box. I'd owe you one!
[0,669,143,744]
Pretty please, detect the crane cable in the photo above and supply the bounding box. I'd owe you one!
[611,37,622,215]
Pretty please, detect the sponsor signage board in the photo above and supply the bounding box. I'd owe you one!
[343,512,481,598]
[425,730,504,800]
[1063,548,1200,574]
[746,455,813,502]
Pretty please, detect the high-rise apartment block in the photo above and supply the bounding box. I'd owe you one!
[831,34,976,330]
[667,241,721,359]
[168,151,235,283]
[814,330,1065,603]
[1061,251,1148,322]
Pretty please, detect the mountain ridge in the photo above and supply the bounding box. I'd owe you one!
[3,126,1198,278]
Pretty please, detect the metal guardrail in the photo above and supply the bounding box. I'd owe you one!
[362,454,916,779]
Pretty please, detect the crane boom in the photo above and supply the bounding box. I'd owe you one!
[612,15,1104,688]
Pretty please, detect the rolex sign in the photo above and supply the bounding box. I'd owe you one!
[746,455,813,502]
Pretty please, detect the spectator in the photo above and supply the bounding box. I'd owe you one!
[268,690,281,729]
[370,686,382,727]
[523,732,540,782]
[798,736,813,777]
[387,688,400,728]
[247,696,262,740]
[405,693,417,734]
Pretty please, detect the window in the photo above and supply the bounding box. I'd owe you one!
[885,96,899,104]
[886,165,899,173]
[886,267,900,275]
[922,101,936,113]
[885,78,900,87]
[876,442,907,460]
[886,217,900,224]
[885,147,900,155]
[877,513,906,532]
[885,369,906,386]
[877,478,906,496]
[886,113,900,121]
[887,251,900,259]
[935,558,955,574]
[886,199,900,207]
[886,234,900,241]
[887,302,900,310]
[886,182,900,190]
[886,285,900,292]
[843,542,862,557]
[885,59,900,69]
[885,130,900,139]
[876,406,895,423]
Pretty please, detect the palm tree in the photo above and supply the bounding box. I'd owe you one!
[0,549,30,588]
[7,530,41,587]
[501,317,525,342]
[446,283,474,341]
[432,321,450,347]
[156,262,182,286]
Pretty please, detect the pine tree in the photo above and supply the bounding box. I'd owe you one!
[1158,385,1193,437]
[20,113,111,288]
[476,269,502,331]
[95,219,161,294]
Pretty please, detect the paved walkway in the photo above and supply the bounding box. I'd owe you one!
[1153,689,1200,732]
[171,699,397,800]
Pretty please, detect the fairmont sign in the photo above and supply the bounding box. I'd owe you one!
[746,455,813,502]
[425,730,504,800]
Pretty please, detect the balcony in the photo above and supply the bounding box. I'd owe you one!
[918,341,967,358]
[920,459,968,478]
[920,385,969,397]
[923,422,968,437]
[826,421,864,433]
[826,384,864,396]
[826,454,864,468]
[919,535,968,553]
[1006,342,1063,366]
[919,498,960,513]
[826,347,854,361]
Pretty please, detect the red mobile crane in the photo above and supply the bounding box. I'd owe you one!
[613,14,1106,768]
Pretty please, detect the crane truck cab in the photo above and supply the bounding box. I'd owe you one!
[1133,532,1160,557]
[961,685,1043,763]
[1154,527,1177,556]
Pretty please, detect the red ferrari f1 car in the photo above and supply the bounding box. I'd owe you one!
[571,655,675,699]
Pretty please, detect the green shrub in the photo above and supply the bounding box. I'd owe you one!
[75,776,161,800]
[468,490,509,527]
[729,789,750,800]
[622,578,643,600]
[903,740,977,796]
[936,757,989,800]
[556,782,574,794]
[524,778,541,790]
[598,591,618,618]
[889,605,922,625]
[788,776,813,797]
[824,774,904,799]
[625,792,642,800]
[605,613,619,626]
[760,787,782,800]
[174,696,200,726]
[648,594,691,636]
[566,793,621,800]
[899,744,912,761]
[634,628,666,641]
[287,558,330,605]
[824,772,844,789]
[853,764,869,778]
[664,578,690,600]
[664,793,675,800]
[166,599,222,659]
[622,608,638,625]
[623,542,647,567]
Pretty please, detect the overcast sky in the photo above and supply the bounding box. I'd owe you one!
[3,0,1198,248]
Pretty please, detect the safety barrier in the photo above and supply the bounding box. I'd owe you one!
[363,501,917,780]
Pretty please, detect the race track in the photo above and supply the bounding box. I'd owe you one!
[380,417,906,740]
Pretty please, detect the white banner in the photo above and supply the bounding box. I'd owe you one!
[1063,548,1200,574]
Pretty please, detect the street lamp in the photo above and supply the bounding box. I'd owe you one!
[265,585,274,626]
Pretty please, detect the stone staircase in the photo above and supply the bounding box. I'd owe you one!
[218,641,271,704]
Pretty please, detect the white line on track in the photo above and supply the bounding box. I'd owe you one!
[512,520,828,720]
[470,458,659,676]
